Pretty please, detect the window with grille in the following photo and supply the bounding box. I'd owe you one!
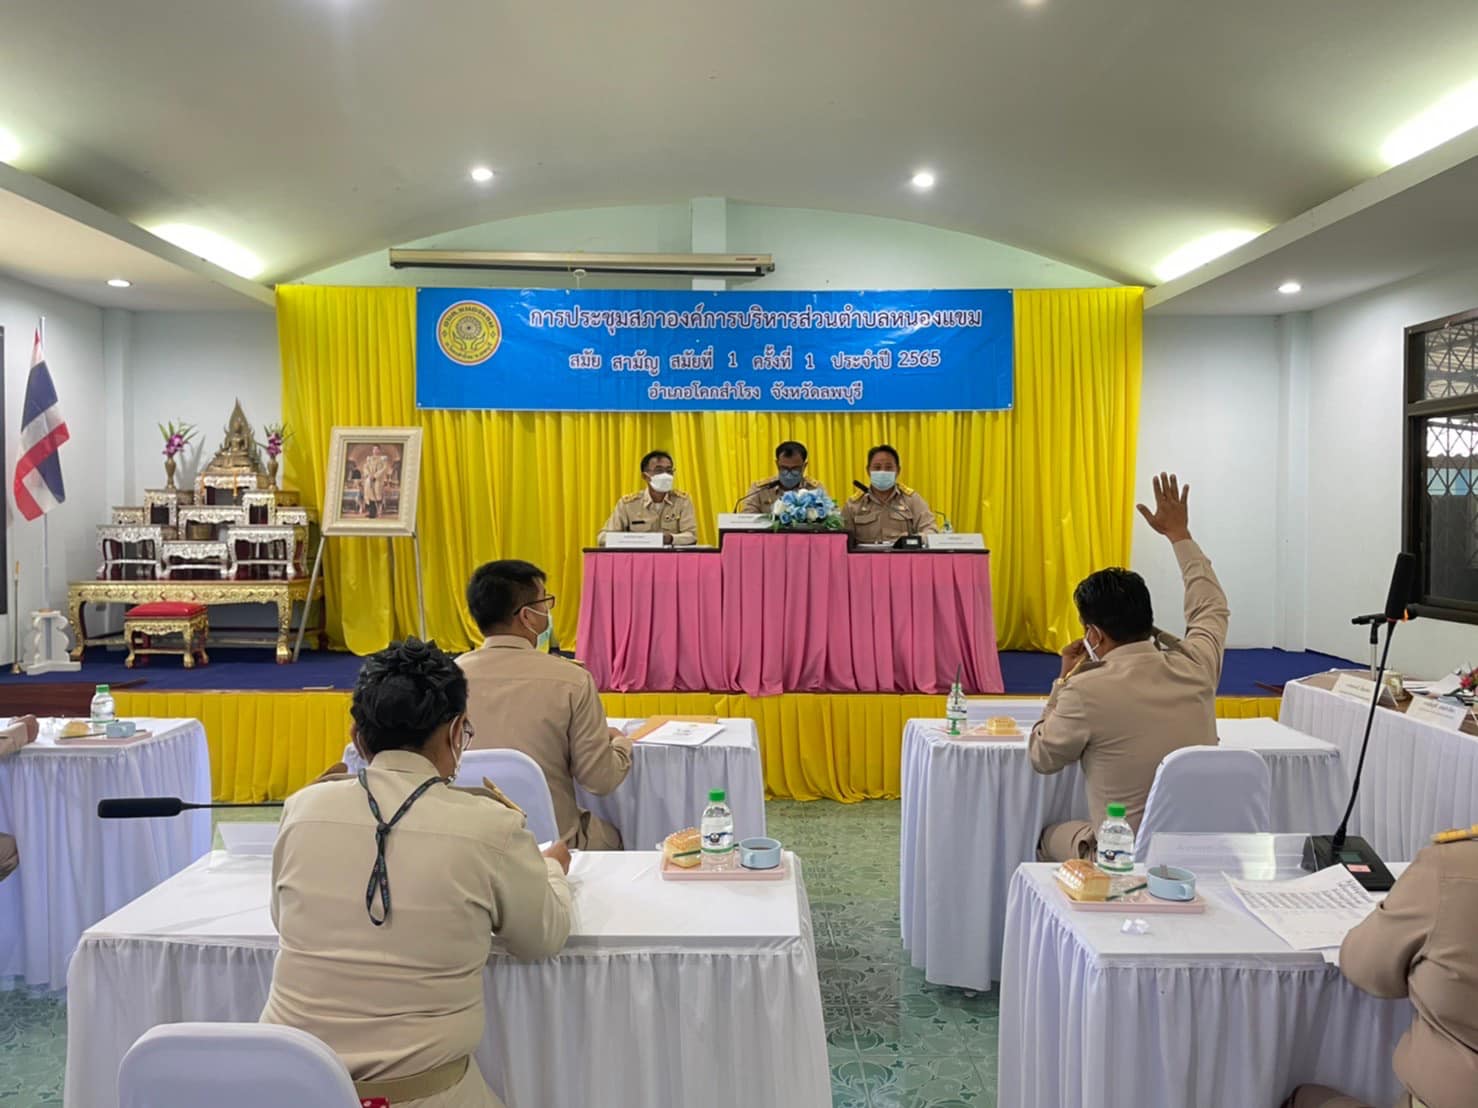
[1404,307,1478,623]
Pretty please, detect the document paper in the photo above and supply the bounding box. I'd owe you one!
[1225,865,1379,952]
[639,721,725,747]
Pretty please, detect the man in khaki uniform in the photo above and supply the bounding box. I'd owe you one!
[361,445,392,519]
[598,449,697,546]
[262,640,571,1108]
[0,715,39,881]
[1284,830,1478,1108]
[842,444,938,543]
[1029,473,1229,861]
[739,440,829,515]
[459,559,632,850]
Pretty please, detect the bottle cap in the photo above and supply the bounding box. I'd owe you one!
[708,788,726,803]
[1106,803,1126,819]
[96,684,110,693]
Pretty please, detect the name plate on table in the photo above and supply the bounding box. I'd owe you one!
[717,513,773,531]
[923,532,986,551]
[604,532,666,549]
[1331,673,1397,707]
[1405,695,1470,732]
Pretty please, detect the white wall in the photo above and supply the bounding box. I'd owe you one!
[1137,316,1282,648]
[124,310,279,501]
[1305,259,1478,677]
[0,274,109,662]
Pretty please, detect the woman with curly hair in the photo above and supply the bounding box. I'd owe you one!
[261,638,571,1107]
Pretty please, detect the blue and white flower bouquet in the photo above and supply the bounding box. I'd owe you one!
[771,487,844,531]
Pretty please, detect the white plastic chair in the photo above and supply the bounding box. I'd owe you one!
[1137,747,1272,858]
[118,1022,359,1108]
[456,748,561,844]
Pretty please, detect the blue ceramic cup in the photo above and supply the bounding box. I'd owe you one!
[738,837,782,870]
[1146,864,1197,901]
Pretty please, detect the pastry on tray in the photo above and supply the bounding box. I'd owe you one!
[1054,859,1111,902]
[61,720,94,739]
[984,716,1020,736]
[663,827,702,869]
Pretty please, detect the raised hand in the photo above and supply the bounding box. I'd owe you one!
[1136,472,1191,543]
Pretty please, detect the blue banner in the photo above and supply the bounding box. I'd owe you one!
[415,288,1013,412]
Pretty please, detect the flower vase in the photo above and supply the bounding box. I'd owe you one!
[266,455,279,490]
[164,455,177,490]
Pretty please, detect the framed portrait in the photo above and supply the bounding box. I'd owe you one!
[322,426,424,537]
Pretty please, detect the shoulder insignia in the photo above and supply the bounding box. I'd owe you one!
[1432,823,1478,844]
[621,491,643,503]
[899,482,916,496]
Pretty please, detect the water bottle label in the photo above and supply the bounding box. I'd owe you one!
[1097,847,1133,872]
[701,829,734,853]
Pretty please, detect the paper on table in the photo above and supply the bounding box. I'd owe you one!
[1406,673,1463,696]
[639,721,725,747]
[1226,865,1380,952]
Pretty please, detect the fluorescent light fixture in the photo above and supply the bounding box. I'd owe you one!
[1152,229,1261,283]
[1278,280,1302,295]
[470,165,494,183]
[107,278,132,288]
[1380,79,1478,166]
[150,223,265,279]
[0,127,19,164]
[910,170,936,190]
[388,248,775,278]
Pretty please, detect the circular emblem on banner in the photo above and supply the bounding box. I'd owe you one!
[436,301,502,365]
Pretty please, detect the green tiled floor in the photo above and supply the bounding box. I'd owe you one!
[0,799,997,1107]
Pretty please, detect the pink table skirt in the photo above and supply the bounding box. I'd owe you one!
[578,533,1004,695]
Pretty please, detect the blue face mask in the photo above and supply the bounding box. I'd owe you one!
[778,468,803,489]
[523,605,553,651]
[869,470,898,492]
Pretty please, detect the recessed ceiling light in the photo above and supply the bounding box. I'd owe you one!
[150,223,265,279]
[1152,229,1262,283]
[1380,78,1478,166]
[470,166,495,183]
[1278,280,1302,295]
[107,278,132,288]
[910,170,936,190]
[0,127,19,164]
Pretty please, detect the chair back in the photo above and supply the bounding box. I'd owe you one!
[456,748,561,843]
[118,1023,359,1108]
[1138,746,1272,857]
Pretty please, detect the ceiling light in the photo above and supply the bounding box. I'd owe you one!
[0,127,19,164]
[469,166,494,183]
[1380,79,1478,166]
[107,278,132,288]
[910,170,936,190]
[150,223,265,279]
[1152,229,1262,283]
[1278,280,1301,295]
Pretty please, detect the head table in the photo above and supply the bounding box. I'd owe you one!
[0,718,210,991]
[577,533,1005,695]
[64,849,829,1108]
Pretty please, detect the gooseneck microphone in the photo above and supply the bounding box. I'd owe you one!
[732,480,780,514]
[852,479,870,495]
[1303,552,1416,891]
[99,797,283,819]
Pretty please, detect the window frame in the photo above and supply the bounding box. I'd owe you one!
[1402,304,1478,625]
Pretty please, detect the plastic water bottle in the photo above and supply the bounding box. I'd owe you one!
[700,788,735,871]
[1096,803,1135,874]
[90,684,116,726]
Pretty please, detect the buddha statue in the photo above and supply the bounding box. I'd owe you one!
[197,399,266,503]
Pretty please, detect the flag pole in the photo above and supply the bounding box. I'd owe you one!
[38,315,50,617]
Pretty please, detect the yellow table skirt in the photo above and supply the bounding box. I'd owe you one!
[117,689,1282,804]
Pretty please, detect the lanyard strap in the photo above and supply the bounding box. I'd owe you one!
[358,770,442,927]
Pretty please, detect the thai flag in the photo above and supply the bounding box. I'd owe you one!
[12,327,70,521]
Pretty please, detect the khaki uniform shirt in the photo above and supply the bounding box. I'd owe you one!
[598,488,697,546]
[260,750,571,1098]
[1028,539,1230,830]
[1340,839,1478,1108]
[361,452,391,503]
[843,486,938,543]
[458,636,633,850]
[0,721,29,881]
[738,476,829,515]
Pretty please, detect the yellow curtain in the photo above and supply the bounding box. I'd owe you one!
[278,285,1143,655]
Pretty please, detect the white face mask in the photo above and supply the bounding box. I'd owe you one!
[1083,628,1101,663]
[648,472,675,493]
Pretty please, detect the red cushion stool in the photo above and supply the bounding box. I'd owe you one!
[124,603,209,669]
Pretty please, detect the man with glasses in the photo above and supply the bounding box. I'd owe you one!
[738,440,828,515]
[458,559,632,849]
[598,449,697,546]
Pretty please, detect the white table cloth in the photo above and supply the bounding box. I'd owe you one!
[0,718,210,991]
[899,716,1346,990]
[1281,677,1478,862]
[998,836,1413,1108]
[65,849,827,1108]
[583,717,765,847]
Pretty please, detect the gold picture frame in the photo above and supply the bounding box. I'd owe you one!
[322,426,424,537]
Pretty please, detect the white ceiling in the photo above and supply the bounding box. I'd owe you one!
[2,0,1477,287]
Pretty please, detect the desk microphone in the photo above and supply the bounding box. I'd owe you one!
[98,797,283,819]
[732,480,780,514]
[1302,551,1415,891]
[852,479,869,495]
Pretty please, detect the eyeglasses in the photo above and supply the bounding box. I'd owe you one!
[457,716,475,751]
[524,594,557,612]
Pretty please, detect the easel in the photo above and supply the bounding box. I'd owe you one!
[292,530,427,661]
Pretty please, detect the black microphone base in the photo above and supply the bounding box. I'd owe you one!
[1302,834,1395,892]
